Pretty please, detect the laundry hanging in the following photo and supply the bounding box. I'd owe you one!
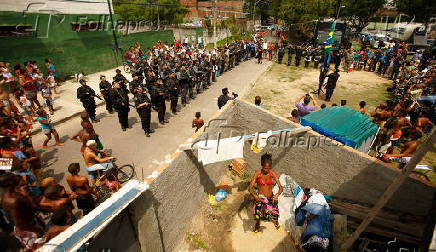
[196,136,244,165]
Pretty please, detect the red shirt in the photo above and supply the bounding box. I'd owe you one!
[22,76,36,91]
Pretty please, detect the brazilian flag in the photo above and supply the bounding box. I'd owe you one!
[322,21,336,70]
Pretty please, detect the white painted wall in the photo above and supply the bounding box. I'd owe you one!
[0,0,112,14]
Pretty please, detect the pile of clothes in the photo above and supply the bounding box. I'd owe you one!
[274,175,333,251]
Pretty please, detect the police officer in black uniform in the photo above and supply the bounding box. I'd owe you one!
[217,88,233,110]
[110,81,130,131]
[325,68,340,102]
[133,87,154,137]
[77,79,98,122]
[193,60,203,94]
[129,73,144,94]
[318,67,328,95]
[113,69,129,91]
[99,75,113,114]
[152,79,168,125]
[166,72,179,114]
[145,70,157,110]
[177,66,190,106]
[287,45,294,66]
[187,64,195,99]
[211,54,217,82]
[277,46,285,64]
[295,46,302,67]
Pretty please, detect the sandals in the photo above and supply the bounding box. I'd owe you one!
[253,222,260,234]
[274,222,281,231]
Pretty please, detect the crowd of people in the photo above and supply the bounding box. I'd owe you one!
[274,38,436,169]
[0,36,279,250]
[83,39,264,136]
[0,28,435,250]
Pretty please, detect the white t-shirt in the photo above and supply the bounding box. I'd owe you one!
[262,42,268,50]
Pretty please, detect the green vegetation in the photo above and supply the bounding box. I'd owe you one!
[114,0,188,25]
[206,33,252,49]
[186,232,208,250]
[340,0,387,32]
[394,0,435,23]
[245,0,386,40]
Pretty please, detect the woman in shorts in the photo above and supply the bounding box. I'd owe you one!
[41,83,54,115]
[36,108,63,149]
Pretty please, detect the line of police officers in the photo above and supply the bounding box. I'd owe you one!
[77,42,251,137]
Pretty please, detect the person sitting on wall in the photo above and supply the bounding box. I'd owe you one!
[287,109,300,123]
[249,153,283,233]
[381,128,421,168]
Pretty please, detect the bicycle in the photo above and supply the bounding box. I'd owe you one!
[93,159,135,202]
[123,61,134,74]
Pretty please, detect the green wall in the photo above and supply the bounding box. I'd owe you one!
[0,11,173,79]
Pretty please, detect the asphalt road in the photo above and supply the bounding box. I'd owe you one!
[32,59,272,189]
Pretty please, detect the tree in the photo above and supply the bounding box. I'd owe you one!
[271,0,335,40]
[113,0,188,25]
[394,0,436,23]
[340,0,386,32]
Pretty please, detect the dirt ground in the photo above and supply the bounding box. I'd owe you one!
[244,62,392,118]
[244,61,436,183]
[177,171,300,252]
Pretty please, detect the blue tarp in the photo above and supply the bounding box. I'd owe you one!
[300,106,379,150]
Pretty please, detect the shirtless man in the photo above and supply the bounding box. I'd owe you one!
[374,120,394,157]
[0,86,18,116]
[416,111,434,133]
[371,103,392,124]
[39,185,75,224]
[382,128,421,168]
[0,172,45,250]
[70,121,93,154]
[83,139,114,184]
[393,110,412,131]
[66,163,96,215]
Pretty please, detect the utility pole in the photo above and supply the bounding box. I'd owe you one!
[213,0,217,47]
[252,0,262,31]
[106,0,119,65]
[156,0,160,30]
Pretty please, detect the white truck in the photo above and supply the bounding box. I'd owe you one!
[389,22,435,50]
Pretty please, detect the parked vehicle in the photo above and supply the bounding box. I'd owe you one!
[312,19,353,49]
[369,34,390,49]
[255,25,270,32]
[389,22,434,50]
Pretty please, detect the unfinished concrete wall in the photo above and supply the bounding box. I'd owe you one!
[127,106,236,251]
[228,100,435,217]
[113,99,434,251]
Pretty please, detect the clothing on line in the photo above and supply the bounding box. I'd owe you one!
[196,136,244,165]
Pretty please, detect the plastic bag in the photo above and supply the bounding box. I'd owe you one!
[208,194,217,206]
[215,189,227,202]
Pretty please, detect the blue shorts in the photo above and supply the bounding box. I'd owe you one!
[86,162,113,180]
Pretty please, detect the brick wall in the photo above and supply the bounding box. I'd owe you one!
[180,0,245,19]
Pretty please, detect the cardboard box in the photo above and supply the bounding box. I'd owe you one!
[232,158,247,177]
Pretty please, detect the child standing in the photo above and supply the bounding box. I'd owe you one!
[192,112,204,132]
[41,83,54,115]
[18,91,35,124]
[36,108,63,149]
[34,69,45,91]
[46,70,58,94]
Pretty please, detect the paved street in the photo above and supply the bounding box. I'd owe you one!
[31,59,272,188]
